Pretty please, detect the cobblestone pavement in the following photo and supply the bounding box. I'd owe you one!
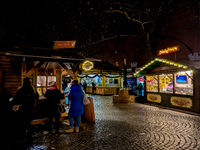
[2,95,200,150]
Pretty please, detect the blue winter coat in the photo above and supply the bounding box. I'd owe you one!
[68,84,84,116]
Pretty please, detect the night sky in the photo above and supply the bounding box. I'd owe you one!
[0,0,198,65]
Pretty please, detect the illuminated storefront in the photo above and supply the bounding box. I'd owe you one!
[78,61,123,95]
[134,58,200,113]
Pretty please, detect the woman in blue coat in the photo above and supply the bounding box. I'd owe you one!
[65,80,84,133]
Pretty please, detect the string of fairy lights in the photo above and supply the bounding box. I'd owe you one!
[134,58,188,76]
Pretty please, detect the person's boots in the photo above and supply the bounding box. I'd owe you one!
[65,127,74,133]
[75,127,79,133]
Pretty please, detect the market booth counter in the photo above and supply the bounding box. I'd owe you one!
[134,58,200,113]
[78,61,123,95]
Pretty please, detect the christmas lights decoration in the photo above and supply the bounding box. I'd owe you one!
[134,58,188,76]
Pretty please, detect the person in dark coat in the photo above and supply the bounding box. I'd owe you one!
[137,83,143,95]
[83,80,87,93]
[65,80,84,133]
[12,77,39,138]
[44,81,62,134]
[92,81,96,94]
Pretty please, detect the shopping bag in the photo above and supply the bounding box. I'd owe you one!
[83,94,90,105]
[57,103,66,113]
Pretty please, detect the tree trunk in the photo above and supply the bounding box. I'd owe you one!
[146,33,157,61]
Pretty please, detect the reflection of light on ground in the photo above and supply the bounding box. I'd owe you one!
[29,145,48,150]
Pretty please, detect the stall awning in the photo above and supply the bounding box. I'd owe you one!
[134,58,198,76]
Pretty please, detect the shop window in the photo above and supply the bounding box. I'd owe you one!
[106,78,118,87]
[48,76,56,86]
[81,76,102,87]
[146,75,158,92]
[37,76,46,86]
[174,71,193,96]
[159,74,173,94]
[36,69,57,96]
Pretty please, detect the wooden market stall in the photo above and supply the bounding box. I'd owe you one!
[134,58,200,113]
[78,61,123,95]
[0,51,100,121]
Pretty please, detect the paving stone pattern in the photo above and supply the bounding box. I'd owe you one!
[3,95,200,150]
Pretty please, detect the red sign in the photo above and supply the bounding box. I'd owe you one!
[139,77,143,82]
[53,41,76,49]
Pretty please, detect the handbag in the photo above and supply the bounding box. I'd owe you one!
[12,93,31,112]
[57,103,66,113]
[82,90,90,105]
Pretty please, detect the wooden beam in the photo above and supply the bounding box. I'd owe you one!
[25,61,46,77]
[58,62,75,79]
[0,65,2,97]
[44,62,50,70]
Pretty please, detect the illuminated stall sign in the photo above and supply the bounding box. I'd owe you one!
[170,96,193,109]
[53,41,76,49]
[158,46,180,55]
[82,60,94,71]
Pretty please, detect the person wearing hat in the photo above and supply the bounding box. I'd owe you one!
[44,81,62,135]
[12,77,39,139]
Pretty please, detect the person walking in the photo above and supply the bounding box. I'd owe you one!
[92,81,96,95]
[137,83,143,95]
[44,81,62,135]
[65,80,84,133]
[83,80,87,93]
[12,77,39,139]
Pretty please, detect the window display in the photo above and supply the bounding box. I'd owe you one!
[174,71,193,95]
[36,69,57,96]
[81,76,102,87]
[106,78,118,87]
[146,75,158,92]
[159,74,173,94]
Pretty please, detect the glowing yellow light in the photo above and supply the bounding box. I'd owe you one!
[178,65,183,67]
[183,66,187,68]
[158,46,179,55]
[82,60,94,71]
[174,64,178,66]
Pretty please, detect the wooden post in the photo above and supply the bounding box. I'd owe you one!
[22,61,26,84]
[0,65,2,97]
[56,69,62,91]
[118,77,121,87]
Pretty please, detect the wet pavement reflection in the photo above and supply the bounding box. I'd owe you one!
[2,95,200,150]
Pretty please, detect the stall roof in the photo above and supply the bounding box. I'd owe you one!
[93,61,123,72]
[3,53,101,70]
[134,58,199,76]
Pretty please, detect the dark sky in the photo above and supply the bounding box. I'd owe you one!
[1,0,140,49]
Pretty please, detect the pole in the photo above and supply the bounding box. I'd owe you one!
[124,58,127,88]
